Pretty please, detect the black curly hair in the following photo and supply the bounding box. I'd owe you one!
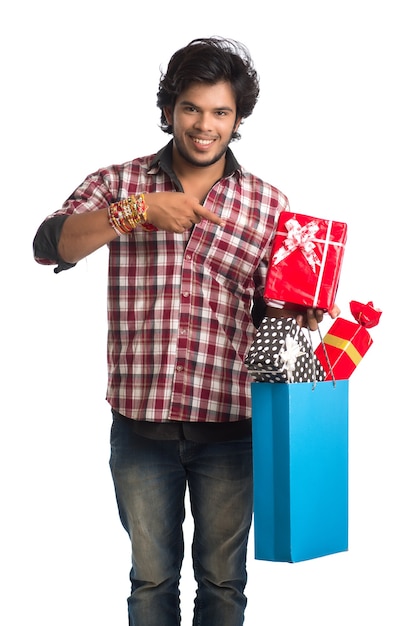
[157,37,260,140]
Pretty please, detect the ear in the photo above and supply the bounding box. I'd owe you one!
[234,117,242,133]
[164,106,173,125]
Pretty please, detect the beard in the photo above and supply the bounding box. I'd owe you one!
[172,129,235,168]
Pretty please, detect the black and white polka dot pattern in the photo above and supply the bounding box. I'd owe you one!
[245,317,325,383]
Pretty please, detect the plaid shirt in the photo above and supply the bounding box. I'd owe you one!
[35,141,289,423]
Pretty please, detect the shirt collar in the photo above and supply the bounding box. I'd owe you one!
[147,139,243,183]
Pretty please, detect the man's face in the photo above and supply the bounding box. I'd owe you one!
[164,81,241,168]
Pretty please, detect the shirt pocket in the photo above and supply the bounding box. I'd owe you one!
[197,221,270,297]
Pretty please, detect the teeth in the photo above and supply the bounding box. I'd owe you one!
[193,138,213,145]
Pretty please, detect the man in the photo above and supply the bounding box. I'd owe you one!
[33,37,328,626]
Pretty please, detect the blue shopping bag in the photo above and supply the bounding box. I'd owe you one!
[251,380,349,562]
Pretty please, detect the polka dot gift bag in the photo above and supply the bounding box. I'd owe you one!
[245,316,326,384]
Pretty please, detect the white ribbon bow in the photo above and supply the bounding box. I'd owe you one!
[274,335,306,383]
[272,217,321,273]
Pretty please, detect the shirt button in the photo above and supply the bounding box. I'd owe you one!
[180,328,186,335]
[185,254,192,260]
[182,292,189,298]
[176,365,183,372]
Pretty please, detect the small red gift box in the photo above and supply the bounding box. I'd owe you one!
[314,319,372,380]
[314,301,382,380]
[264,211,347,310]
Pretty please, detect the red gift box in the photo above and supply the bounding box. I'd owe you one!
[314,318,373,380]
[264,211,347,310]
[315,301,382,380]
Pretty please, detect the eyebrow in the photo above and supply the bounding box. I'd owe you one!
[178,100,234,112]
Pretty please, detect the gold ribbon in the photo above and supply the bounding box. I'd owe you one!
[324,334,363,366]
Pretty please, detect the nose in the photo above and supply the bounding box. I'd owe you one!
[194,112,212,132]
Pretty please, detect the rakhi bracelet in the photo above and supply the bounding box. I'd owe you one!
[108,196,139,234]
[108,194,158,235]
[137,193,159,232]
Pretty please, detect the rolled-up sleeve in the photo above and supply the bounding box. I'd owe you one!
[33,214,77,273]
[33,167,115,273]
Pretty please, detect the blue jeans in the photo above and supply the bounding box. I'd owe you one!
[109,414,253,626]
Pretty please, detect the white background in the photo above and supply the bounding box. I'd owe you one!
[1,1,417,624]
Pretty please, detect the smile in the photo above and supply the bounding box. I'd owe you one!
[192,138,215,145]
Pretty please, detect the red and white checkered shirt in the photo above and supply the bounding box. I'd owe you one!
[36,142,289,423]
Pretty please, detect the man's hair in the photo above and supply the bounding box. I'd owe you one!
[157,37,260,140]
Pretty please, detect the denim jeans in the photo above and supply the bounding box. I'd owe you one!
[109,413,253,626]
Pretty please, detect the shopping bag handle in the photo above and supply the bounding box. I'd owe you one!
[307,327,336,388]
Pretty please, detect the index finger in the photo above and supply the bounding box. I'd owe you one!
[194,204,226,227]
